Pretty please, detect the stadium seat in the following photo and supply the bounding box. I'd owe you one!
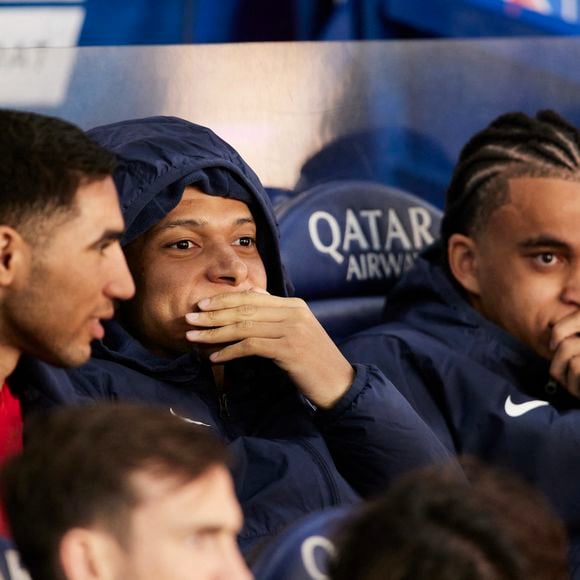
[0,537,29,580]
[276,180,442,341]
[252,507,350,580]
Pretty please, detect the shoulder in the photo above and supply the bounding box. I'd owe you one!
[341,322,451,366]
[66,357,174,401]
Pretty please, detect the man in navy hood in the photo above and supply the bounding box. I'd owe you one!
[16,116,451,554]
[342,110,580,576]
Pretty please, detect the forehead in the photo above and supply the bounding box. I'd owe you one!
[159,186,253,225]
[129,465,242,529]
[69,176,123,229]
[38,176,123,248]
[485,177,580,240]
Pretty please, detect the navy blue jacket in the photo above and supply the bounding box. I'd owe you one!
[14,117,451,553]
[341,242,580,575]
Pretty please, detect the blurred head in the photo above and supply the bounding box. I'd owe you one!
[442,110,580,357]
[1,404,251,580]
[121,186,267,356]
[0,110,134,367]
[329,461,568,580]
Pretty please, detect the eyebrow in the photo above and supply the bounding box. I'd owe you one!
[91,228,124,247]
[158,217,255,230]
[180,522,243,537]
[518,236,571,251]
[195,525,234,535]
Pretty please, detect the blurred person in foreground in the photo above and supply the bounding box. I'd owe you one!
[14,116,453,553]
[1,403,251,580]
[329,461,568,580]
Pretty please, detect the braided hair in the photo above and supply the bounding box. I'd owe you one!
[441,110,580,250]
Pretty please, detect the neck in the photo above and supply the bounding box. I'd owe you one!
[0,342,21,388]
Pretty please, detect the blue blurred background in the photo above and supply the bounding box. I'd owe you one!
[1,0,580,48]
[3,0,580,211]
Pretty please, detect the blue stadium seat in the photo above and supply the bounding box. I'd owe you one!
[0,537,29,580]
[252,507,350,580]
[276,180,442,341]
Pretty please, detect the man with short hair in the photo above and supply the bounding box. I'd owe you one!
[341,110,580,572]
[0,110,135,534]
[1,403,252,580]
[16,115,452,553]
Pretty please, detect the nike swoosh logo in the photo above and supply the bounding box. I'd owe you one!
[169,408,212,427]
[504,395,549,418]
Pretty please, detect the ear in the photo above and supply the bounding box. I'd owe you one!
[0,226,28,287]
[60,528,123,580]
[447,233,482,296]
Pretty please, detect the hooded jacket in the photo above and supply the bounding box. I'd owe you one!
[14,117,451,553]
[341,242,580,575]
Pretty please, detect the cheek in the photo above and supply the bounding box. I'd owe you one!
[248,260,267,289]
[488,276,557,345]
[141,280,189,322]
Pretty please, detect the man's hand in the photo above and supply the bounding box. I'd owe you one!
[184,289,355,409]
[550,310,580,398]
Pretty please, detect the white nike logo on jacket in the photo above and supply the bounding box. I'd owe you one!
[504,395,550,418]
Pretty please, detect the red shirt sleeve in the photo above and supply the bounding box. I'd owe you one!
[0,383,23,537]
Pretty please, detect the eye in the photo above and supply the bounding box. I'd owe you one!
[184,534,203,548]
[168,240,195,250]
[233,236,256,248]
[533,253,559,266]
[96,239,117,255]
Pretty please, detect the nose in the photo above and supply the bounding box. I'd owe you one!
[206,243,248,287]
[103,243,136,301]
[561,265,580,307]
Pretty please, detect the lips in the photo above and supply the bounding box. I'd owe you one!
[89,318,105,340]
[89,308,115,340]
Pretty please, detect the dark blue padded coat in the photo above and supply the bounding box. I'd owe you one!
[14,117,452,554]
[341,242,580,577]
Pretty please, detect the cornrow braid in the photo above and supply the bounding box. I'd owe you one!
[441,110,580,250]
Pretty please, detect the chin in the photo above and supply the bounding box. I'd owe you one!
[537,347,552,361]
[49,345,92,369]
[196,344,223,360]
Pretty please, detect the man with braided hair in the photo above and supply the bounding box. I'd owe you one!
[341,110,580,576]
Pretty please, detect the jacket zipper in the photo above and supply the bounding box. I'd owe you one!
[218,391,230,419]
[210,364,230,421]
[299,440,341,505]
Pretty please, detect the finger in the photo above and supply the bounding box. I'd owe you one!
[185,304,298,328]
[566,355,580,399]
[208,337,284,364]
[550,310,580,350]
[186,320,285,344]
[550,336,580,384]
[197,291,306,312]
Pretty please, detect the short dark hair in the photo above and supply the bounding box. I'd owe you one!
[329,460,568,580]
[0,403,228,580]
[0,110,116,241]
[441,110,580,250]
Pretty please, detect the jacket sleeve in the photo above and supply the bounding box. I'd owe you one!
[314,361,457,497]
[342,332,580,541]
[341,331,457,452]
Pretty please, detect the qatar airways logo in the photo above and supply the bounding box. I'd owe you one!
[307,206,436,282]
